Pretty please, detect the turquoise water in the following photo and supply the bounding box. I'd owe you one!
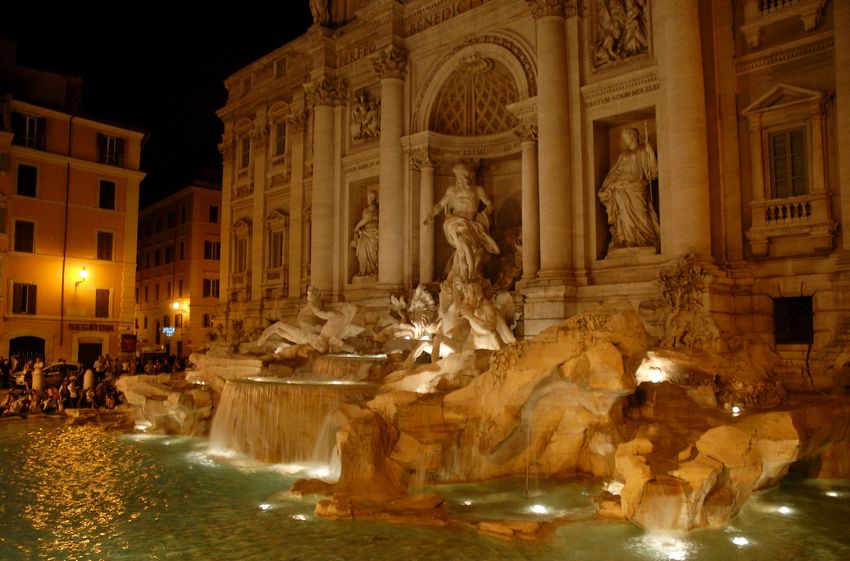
[1,418,849,561]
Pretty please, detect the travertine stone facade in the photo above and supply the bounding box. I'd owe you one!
[218,0,849,386]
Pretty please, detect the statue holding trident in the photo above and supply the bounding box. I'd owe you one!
[424,163,500,282]
[598,125,660,252]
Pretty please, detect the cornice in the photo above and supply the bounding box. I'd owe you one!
[581,68,659,109]
[11,146,146,181]
[735,31,833,75]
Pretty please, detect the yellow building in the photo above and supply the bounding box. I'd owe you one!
[134,180,222,358]
[0,57,144,366]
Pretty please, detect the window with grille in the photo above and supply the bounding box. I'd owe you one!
[14,220,34,253]
[209,205,219,223]
[240,137,250,170]
[204,240,221,260]
[97,133,124,166]
[269,230,284,268]
[11,113,46,149]
[773,296,813,344]
[95,289,110,318]
[97,232,113,260]
[203,278,220,298]
[769,128,807,199]
[12,283,37,314]
[274,122,286,158]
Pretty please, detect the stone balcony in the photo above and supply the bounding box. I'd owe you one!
[747,191,835,256]
[741,0,829,48]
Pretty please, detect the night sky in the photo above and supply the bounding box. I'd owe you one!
[1,6,313,207]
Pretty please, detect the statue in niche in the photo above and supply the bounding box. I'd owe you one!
[256,285,363,354]
[594,0,650,68]
[598,127,659,252]
[351,90,380,142]
[423,162,500,283]
[350,190,379,278]
[309,0,330,26]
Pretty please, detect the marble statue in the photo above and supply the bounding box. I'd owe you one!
[598,127,659,251]
[454,281,517,352]
[424,163,500,282]
[257,285,363,353]
[350,190,379,277]
[309,0,330,26]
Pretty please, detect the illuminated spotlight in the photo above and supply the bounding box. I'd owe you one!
[825,491,841,498]
[460,499,473,506]
[635,356,669,384]
[777,505,793,515]
[259,503,272,511]
[135,421,152,431]
[731,536,749,546]
[291,514,307,521]
[528,504,549,515]
[731,406,741,416]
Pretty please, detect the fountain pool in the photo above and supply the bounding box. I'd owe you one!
[1,418,849,560]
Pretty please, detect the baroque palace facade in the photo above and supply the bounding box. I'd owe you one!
[218,0,850,387]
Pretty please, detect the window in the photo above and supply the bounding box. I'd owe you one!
[165,245,174,264]
[145,253,151,269]
[167,211,175,228]
[97,133,124,166]
[14,220,34,253]
[209,205,219,223]
[155,321,161,344]
[769,128,807,199]
[135,317,139,329]
[163,314,170,328]
[155,216,163,232]
[12,283,36,314]
[11,113,46,149]
[0,207,6,235]
[154,249,161,266]
[203,278,220,298]
[180,206,187,223]
[175,314,183,328]
[269,230,284,268]
[144,221,152,237]
[99,180,116,210]
[167,281,172,299]
[16,164,37,197]
[204,240,221,260]
[774,296,813,345]
[144,286,149,303]
[144,316,148,329]
[135,287,139,304]
[97,232,113,260]
[155,284,160,301]
[95,289,110,318]
[179,241,185,260]
[178,279,183,297]
[240,136,250,170]
[274,122,286,158]
[203,313,212,328]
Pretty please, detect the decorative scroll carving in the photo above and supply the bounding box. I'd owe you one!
[527,0,570,19]
[514,121,538,142]
[372,45,408,80]
[410,149,437,171]
[591,0,652,71]
[218,139,236,161]
[304,77,348,107]
[285,110,309,133]
[351,89,381,142]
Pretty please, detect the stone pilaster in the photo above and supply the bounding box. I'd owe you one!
[528,0,573,278]
[835,0,850,256]
[218,137,235,297]
[304,77,347,293]
[657,0,712,258]
[372,45,408,289]
[286,110,308,298]
[250,122,268,301]
[515,121,540,281]
[413,151,436,284]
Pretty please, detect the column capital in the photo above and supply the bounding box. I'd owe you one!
[218,139,235,161]
[285,110,309,133]
[527,0,576,19]
[411,149,436,171]
[372,45,408,80]
[304,77,348,108]
[514,121,538,143]
[251,125,270,143]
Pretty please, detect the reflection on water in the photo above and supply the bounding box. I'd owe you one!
[1,419,849,561]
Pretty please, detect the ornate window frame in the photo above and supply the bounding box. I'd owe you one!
[742,84,834,256]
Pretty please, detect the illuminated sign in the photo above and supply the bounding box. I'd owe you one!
[161,327,176,337]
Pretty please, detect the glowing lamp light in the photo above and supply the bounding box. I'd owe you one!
[825,491,840,498]
[731,536,749,546]
[291,514,307,521]
[172,301,180,310]
[76,267,88,288]
[528,504,549,515]
[258,503,272,511]
[777,505,793,515]
[731,406,742,416]
[460,499,473,506]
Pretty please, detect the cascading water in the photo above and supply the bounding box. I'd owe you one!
[208,378,375,475]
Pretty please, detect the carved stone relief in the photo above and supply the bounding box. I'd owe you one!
[591,0,651,71]
[350,89,381,143]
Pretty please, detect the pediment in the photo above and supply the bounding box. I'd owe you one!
[232,217,252,234]
[264,208,289,223]
[742,84,826,116]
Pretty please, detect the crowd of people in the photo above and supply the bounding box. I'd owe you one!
[0,352,191,418]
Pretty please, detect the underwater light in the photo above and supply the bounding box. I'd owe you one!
[604,480,624,496]
[731,406,741,416]
[259,503,272,511]
[135,421,152,431]
[825,491,841,498]
[460,499,473,506]
[529,504,549,515]
[731,536,749,546]
[777,505,793,515]
[292,514,307,521]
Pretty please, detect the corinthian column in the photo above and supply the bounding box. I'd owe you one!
[515,121,540,280]
[372,45,408,289]
[658,0,711,257]
[304,77,346,292]
[528,0,572,278]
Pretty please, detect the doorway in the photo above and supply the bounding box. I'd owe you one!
[78,342,102,369]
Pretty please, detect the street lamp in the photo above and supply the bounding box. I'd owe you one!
[75,267,88,288]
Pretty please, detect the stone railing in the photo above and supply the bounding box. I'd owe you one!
[747,191,834,255]
[233,183,254,200]
[741,0,828,48]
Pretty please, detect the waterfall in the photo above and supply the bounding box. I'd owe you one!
[209,379,375,469]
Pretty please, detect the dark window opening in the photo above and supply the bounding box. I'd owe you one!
[774,296,814,345]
